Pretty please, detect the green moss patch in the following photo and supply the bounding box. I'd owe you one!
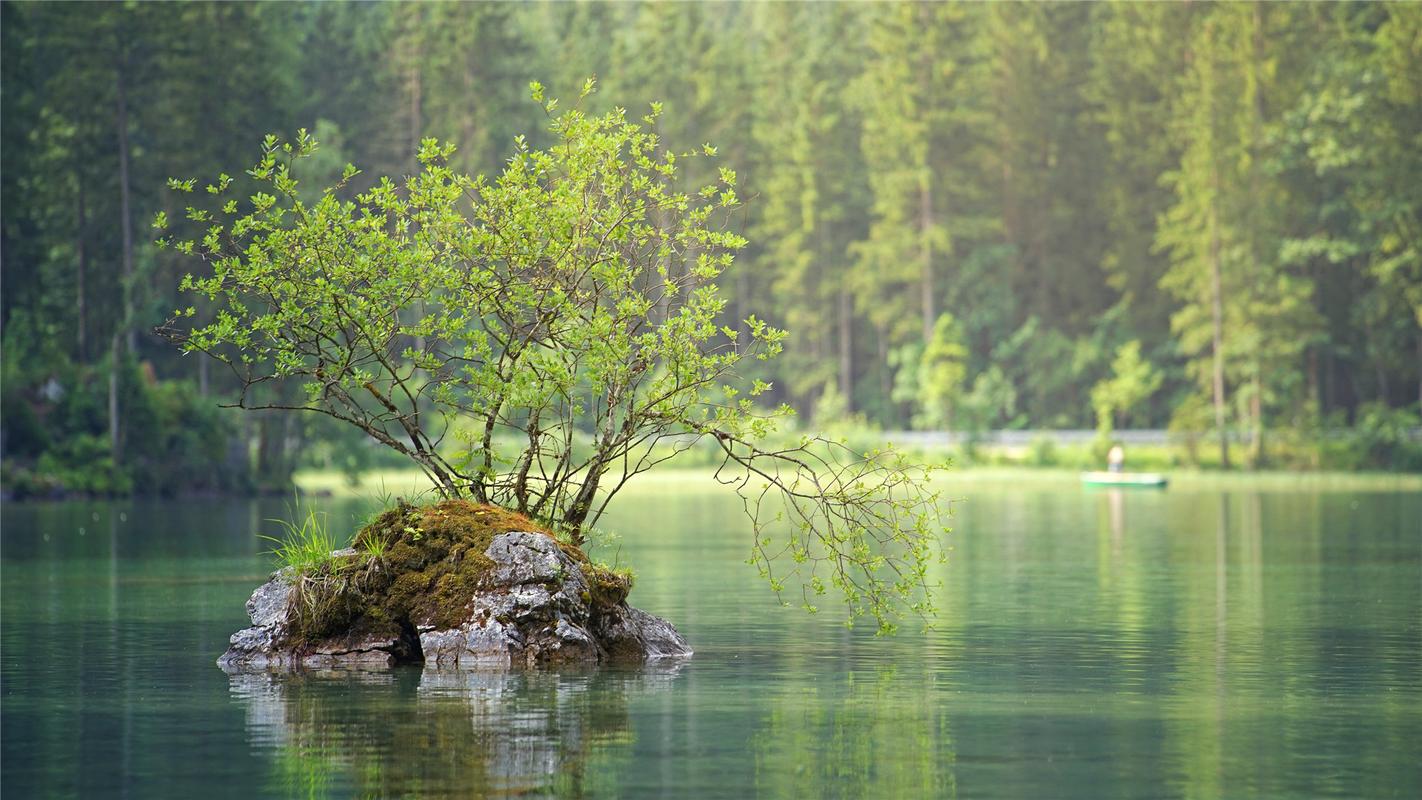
[281,499,629,648]
[584,562,633,607]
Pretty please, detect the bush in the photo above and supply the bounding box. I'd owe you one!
[0,355,252,497]
[0,383,49,457]
[1027,435,1058,467]
[1350,404,1422,471]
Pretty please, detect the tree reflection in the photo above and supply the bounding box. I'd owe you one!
[228,664,685,798]
[750,663,955,799]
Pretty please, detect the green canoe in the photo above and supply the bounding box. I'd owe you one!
[1081,471,1168,488]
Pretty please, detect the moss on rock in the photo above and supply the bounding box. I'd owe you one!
[584,562,634,607]
[282,499,621,646]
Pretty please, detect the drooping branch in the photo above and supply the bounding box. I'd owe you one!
[708,429,946,633]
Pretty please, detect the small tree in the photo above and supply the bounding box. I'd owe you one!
[1090,340,1164,445]
[157,83,945,633]
[911,313,969,430]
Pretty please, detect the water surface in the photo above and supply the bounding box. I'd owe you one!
[3,478,1419,798]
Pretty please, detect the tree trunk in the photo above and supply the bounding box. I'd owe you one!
[918,2,937,344]
[919,177,935,343]
[115,55,136,356]
[1209,198,1230,469]
[1250,366,1263,467]
[1375,344,1389,402]
[876,324,893,421]
[1247,2,1265,471]
[563,462,605,545]
[460,54,479,168]
[255,413,275,489]
[735,262,749,341]
[1307,347,1319,412]
[108,334,121,461]
[76,172,88,361]
[407,40,422,174]
[255,411,296,492]
[837,289,853,411]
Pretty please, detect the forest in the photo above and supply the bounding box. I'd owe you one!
[3,1,1420,497]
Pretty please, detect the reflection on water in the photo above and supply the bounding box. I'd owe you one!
[2,484,1420,798]
[749,663,955,799]
[229,665,684,798]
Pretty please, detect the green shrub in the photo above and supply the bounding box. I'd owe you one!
[1,354,252,496]
[1350,404,1422,471]
[0,384,49,457]
[1027,435,1058,467]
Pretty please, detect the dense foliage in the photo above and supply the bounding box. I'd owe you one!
[158,89,945,631]
[3,1,1420,494]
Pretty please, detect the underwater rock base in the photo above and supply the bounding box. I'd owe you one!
[219,501,691,670]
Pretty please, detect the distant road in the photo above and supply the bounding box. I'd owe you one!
[879,428,1420,445]
[881,430,1172,446]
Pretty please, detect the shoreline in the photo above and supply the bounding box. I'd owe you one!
[6,465,1417,505]
[291,465,1422,499]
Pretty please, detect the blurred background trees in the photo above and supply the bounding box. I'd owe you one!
[3,0,1420,495]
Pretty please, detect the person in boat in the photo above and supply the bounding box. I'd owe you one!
[1107,443,1125,473]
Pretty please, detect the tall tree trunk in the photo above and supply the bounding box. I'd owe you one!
[255,412,290,491]
[1246,1,1266,470]
[1307,348,1320,412]
[919,177,935,343]
[409,67,422,171]
[75,172,88,361]
[115,56,135,356]
[460,55,479,168]
[1209,198,1230,469]
[837,288,853,410]
[406,25,423,175]
[736,261,749,341]
[876,324,893,422]
[918,1,937,344]
[1374,336,1389,402]
[1250,366,1263,467]
[108,334,121,461]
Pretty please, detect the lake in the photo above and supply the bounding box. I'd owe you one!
[3,474,1419,798]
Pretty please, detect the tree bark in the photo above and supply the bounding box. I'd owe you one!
[1209,197,1230,469]
[108,334,121,461]
[919,1,937,344]
[406,21,422,175]
[115,53,135,356]
[919,177,935,344]
[75,172,88,361]
[838,288,853,411]
[876,323,894,420]
[1250,366,1263,467]
[563,461,605,545]
[1247,2,1265,469]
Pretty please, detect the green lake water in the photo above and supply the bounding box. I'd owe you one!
[3,476,1419,798]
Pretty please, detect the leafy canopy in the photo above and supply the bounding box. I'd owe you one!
[158,82,946,633]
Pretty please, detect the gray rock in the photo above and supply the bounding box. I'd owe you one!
[485,532,591,604]
[420,617,520,669]
[218,530,691,671]
[592,604,695,660]
[246,576,295,628]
